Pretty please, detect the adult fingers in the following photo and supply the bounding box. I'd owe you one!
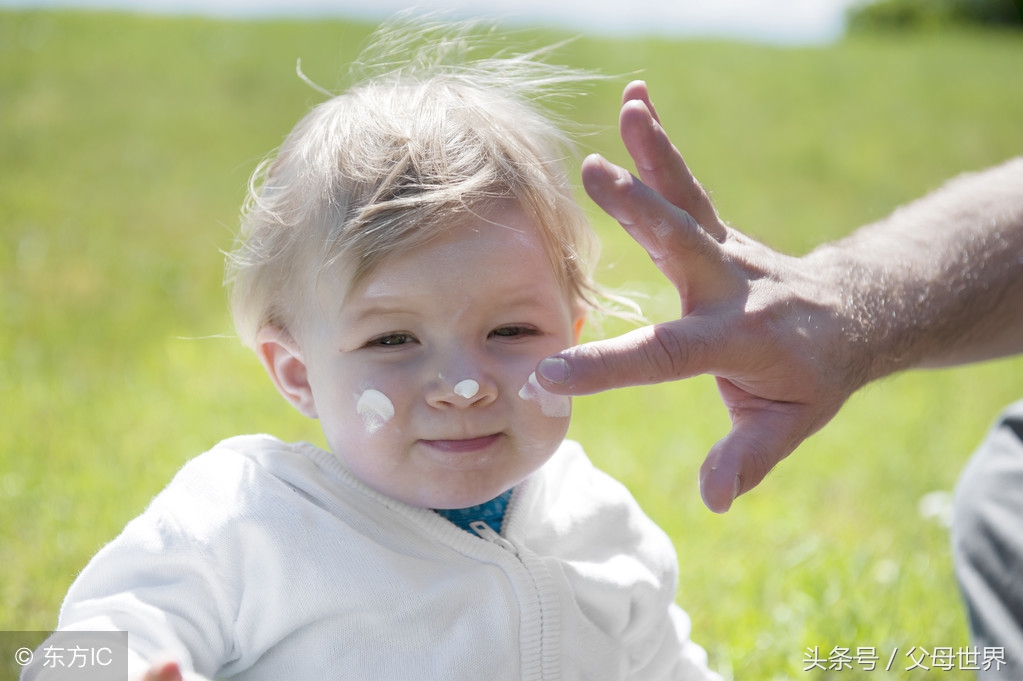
[580,153,725,293]
[536,316,722,395]
[618,88,725,240]
[622,80,660,122]
[698,399,813,513]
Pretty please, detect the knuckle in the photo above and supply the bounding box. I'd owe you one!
[643,325,691,381]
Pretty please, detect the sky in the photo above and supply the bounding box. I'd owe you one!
[0,0,868,45]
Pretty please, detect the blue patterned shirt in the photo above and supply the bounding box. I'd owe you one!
[434,489,513,534]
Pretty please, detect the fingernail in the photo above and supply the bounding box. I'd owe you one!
[700,466,736,514]
[593,155,626,182]
[538,357,570,384]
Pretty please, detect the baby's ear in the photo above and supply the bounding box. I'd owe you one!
[256,326,318,419]
[572,315,586,344]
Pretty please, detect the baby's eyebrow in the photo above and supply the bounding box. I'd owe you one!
[348,303,414,323]
[345,286,559,325]
[500,294,550,310]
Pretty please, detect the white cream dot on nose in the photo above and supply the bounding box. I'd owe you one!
[453,379,480,400]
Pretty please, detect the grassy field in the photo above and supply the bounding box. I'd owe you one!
[2,9,1022,679]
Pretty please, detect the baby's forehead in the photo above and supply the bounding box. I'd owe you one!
[320,215,574,315]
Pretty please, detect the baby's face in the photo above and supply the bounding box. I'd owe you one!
[291,202,581,509]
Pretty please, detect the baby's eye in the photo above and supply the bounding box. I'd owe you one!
[490,325,540,339]
[367,332,417,347]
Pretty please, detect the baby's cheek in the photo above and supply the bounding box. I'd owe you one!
[513,369,572,464]
[517,371,570,418]
[356,388,395,434]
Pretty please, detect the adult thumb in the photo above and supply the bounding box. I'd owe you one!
[698,408,805,513]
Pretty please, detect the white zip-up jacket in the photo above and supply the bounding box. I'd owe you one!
[52,435,721,681]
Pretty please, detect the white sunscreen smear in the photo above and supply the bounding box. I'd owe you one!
[518,372,570,418]
[356,389,395,434]
[453,379,480,400]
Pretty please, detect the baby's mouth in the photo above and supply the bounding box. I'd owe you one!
[421,433,502,453]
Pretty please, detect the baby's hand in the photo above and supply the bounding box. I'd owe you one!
[141,660,183,681]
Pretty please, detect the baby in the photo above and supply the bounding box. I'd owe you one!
[34,22,721,681]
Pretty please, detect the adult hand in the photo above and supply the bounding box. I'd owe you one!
[538,81,867,513]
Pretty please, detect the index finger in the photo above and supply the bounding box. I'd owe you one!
[536,315,723,395]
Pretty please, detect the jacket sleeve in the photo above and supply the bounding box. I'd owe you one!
[627,599,723,681]
[50,452,249,680]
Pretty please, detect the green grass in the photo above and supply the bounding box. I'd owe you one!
[2,10,1022,679]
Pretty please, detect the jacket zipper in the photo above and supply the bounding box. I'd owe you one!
[469,521,556,680]
[469,521,519,555]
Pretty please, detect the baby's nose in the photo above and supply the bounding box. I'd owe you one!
[453,379,481,400]
[427,372,497,409]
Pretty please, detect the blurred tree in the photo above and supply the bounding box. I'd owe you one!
[847,0,1022,31]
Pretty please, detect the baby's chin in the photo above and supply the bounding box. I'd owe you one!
[413,481,515,511]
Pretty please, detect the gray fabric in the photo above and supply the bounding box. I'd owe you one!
[953,399,1023,678]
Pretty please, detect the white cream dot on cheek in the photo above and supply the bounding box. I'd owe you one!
[356,389,395,434]
[453,379,480,400]
[518,372,570,418]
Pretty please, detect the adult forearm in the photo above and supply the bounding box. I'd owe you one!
[808,157,1023,383]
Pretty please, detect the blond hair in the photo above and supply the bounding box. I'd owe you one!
[226,20,607,348]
